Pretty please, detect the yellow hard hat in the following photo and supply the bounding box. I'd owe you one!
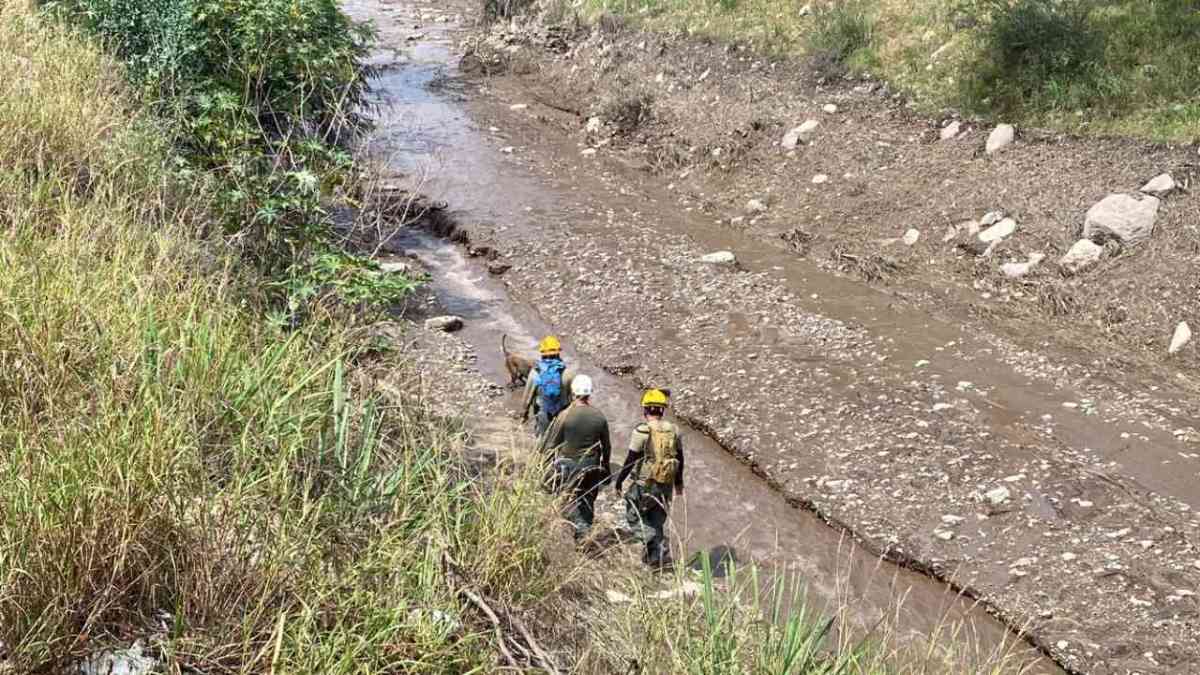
[538,335,562,356]
[641,389,669,408]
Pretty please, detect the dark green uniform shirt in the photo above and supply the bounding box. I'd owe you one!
[542,402,612,466]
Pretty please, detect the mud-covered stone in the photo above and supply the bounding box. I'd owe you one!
[425,315,464,332]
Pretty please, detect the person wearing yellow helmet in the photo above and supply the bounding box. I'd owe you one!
[520,335,576,437]
[614,388,685,567]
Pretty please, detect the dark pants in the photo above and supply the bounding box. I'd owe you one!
[548,456,606,539]
[624,482,673,566]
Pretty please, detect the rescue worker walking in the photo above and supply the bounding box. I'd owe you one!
[614,389,684,567]
[540,374,612,539]
[521,336,574,437]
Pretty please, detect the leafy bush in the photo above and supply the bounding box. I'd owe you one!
[43,0,382,291]
[804,0,875,77]
[961,0,1108,113]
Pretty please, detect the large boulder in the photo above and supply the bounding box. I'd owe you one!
[986,124,1015,154]
[1059,239,1102,274]
[1083,193,1160,243]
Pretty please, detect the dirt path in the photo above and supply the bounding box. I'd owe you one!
[351,2,1200,673]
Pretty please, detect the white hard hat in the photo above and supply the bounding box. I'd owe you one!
[571,374,594,398]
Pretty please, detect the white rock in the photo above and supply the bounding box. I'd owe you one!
[585,116,603,134]
[986,486,1011,505]
[79,643,157,675]
[605,589,633,604]
[1140,173,1177,197]
[941,514,965,525]
[425,315,464,332]
[902,228,921,246]
[701,251,737,265]
[939,120,961,140]
[509,103,528,110]
[1000,252,1045,278]
[980,211,1003,227]
[1169,321,1192,354]
[379,261,415,275]
[822,103,838,114]
[986,124,1015,154]
[1059,238,1102,274]
[934,530,955,540]
[812,174,829,184]
[781,119,820,149]
[932,402,954,412]
[1013,557,1037,567]
[746,199,768,214]
[1057,640,1070,650]
[499,146,515,153]
[581,148,597,157]
[1083,193,1160,243]
[1062,552,1078,561]
[978,217,1017,244]
[799,3,812,16]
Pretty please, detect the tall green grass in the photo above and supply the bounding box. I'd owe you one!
[0,5,554,670]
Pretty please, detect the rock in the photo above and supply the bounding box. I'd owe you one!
[379,261,415,275]
[509,103,528,111]
[1062,552,1078,561]
[942,514,966,525]
[487,261,512,276]
[811,174,829,184]
[1059,239,1103,274]
[934,530,955,540]
[781,119,820,149]
[1083,193,1160,243]
[425,315,464,332]
[746,199,768,214]
[902,228,921,246]
[1169,321,1192,354]
[580,148,597,157]
[986,124,1015,154]
[701,251,737,265]
[942,224,960,242]
[799,3,812,16]
[986,486,1011,505]
[1000,252,1045,279]
[585,116,603,134]
[499,146,515,153]
[1140,173,1177,197]
[79,642,156,675]
[687,545,739,578]
[605,589,633,604]
[978,217,1017,244]
[980,211,1003,227]
[822,103,838,114]
[939,120,961,140]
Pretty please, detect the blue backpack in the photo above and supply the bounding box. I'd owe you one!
[538,359,566,417]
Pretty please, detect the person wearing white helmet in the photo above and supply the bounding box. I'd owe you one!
[540,373,612,539]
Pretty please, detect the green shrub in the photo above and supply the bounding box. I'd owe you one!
[804,0,875,78]
[961,0,1108,113]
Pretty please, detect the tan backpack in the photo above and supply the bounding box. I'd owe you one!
[639,421,679,485]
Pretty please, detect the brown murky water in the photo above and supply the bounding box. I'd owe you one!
[345,0,1066,670]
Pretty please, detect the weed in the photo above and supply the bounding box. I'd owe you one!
[805,0,876,78]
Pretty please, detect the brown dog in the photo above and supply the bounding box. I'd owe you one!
[502,334,534,388]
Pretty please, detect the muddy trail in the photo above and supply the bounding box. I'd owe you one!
[348,0,1200,673]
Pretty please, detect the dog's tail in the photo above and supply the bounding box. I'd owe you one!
[502,333,511,356]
